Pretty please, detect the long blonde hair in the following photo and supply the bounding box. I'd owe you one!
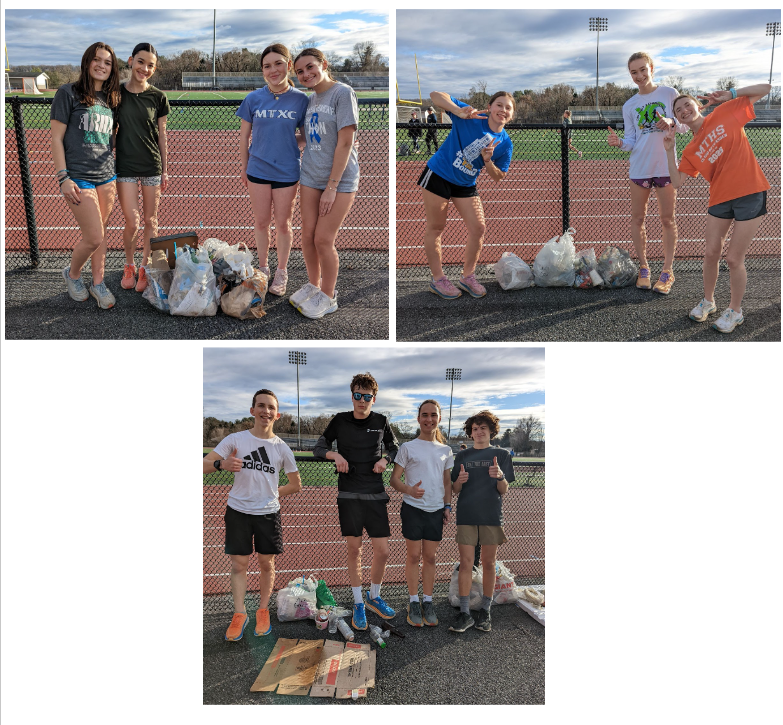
[418,399,445,443]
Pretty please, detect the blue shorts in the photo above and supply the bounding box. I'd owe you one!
[71,175,117,190]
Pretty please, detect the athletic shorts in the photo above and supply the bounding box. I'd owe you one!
[455,524,508,546]
[224,505,283,556]
[71,175,116,190]
[708,190,767,222]
[116,176,162,186]
[630,176,671,189]
[337,498,390,539]
[418,167,478,200]
[247,174,298,190]
[400,501,444,542]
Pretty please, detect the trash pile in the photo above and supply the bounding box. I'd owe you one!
[142,238,267,318]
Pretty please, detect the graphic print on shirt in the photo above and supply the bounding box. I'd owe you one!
[242,446,276,473]
[635,101,666,132]
[254,108,298,120]
[694,124,728,165]
[79,104,113,144]
[453,133,494,177]
[307,104,335,150]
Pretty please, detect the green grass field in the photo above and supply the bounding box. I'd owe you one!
[395,126,782,162]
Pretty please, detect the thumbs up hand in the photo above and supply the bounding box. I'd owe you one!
[223,447,242,472]
[408,481,425,499]
[654,108,673,130]
[489,456,502,479]
[607,126,622,147]
[456,464,469,485]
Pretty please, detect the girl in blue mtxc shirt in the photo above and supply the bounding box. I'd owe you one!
[236,43,309,296]
[419,92,514,300]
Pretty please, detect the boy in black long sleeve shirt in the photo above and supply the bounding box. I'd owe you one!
[313,372,399,629]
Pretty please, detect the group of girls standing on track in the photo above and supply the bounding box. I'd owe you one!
[54,41,359,320]
[237,44,360,319]
[419,51,771,333]
[53,41,168,309]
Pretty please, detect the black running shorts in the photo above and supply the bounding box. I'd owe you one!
[400,501,445,542]
[224,505,283,555]
[417,167,478,200]
[708,190,767,222]
[337,498,390,538]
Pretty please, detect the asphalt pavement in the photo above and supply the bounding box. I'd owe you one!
[4,252,389,340]
[203,582,544,705]
[396,261,781,342]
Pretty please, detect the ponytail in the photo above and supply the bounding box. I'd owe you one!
[418,399,445,443]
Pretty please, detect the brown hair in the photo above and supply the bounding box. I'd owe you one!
[418,399,445,444]
[350,372,378,397]
[673,93,702,118]
[252,388,279,409]
[488,90,515,111]
[627,51,654,74]
[261,43,295,87]
[293,47,333,81]
[74,42,121,109]
[463,410,500,438]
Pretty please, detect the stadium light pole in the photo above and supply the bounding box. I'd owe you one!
[212,10,217,90]
[288,351,307,450]
[767,22,781,110]
[445,368,462,444]
[589,17,608,114]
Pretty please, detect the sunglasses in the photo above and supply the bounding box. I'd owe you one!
[352,393,374,402]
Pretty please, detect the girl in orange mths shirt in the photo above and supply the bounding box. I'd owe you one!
[664,83,771,333]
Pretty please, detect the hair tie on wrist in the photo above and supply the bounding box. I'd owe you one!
[730,87,737,99]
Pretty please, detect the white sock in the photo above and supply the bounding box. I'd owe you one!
[423,594,432,603]
[352,586,363,604]
[370,583,381,600]
[410,594,420,603]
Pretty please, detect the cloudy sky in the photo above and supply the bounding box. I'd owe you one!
[203,346,544,434]
[397,9,781,99]
[4,9,388,66]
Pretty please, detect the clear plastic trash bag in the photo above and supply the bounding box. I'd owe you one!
[533,227,577,287]
[596,246,638,288]
[494,252,534,290]
[169,245,218,316]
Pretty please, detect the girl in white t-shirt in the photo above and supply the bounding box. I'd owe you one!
[607,52,687,294]
[390,399,454,627]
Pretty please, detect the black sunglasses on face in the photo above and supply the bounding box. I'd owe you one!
[352,393,374,402]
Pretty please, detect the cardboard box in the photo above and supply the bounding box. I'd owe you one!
[149,232,199,269]
[309,639,345,698]
[334,642,375,699]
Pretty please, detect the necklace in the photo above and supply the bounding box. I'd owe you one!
[269,83,290,101]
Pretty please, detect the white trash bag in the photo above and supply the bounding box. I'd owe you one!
[493,561,519,604]
[494,252,534,290]
[276,576,319,622]
[533,227,577,287]
[447,562,484,611]
[168,245,218,316]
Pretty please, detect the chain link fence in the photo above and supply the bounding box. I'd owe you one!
[203,458,544,613]
[396,122,781,279]
[5,97,389,273]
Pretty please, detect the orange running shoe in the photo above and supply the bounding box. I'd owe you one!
[255,608,271,636]
[225,612,249,641]
[636,266,651,289]
[653,270,675,294]
[121,263,137,290]
[135,266,148,292]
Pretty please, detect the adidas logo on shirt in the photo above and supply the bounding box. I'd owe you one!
[242,446,276,473]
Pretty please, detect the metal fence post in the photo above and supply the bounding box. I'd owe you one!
[560,123,570,232]
[11,97,40,268]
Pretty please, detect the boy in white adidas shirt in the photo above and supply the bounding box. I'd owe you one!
[203,388,301,641]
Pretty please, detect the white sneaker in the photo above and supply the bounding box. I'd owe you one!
[298,290,338,319]
[89,281,116,309]
[712,308,744,333]
[289,282,321,310]
[62,266,88,301]
[689,298,717,322]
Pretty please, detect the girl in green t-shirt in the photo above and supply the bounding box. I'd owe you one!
[115,42,170,294]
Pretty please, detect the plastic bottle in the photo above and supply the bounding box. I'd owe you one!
[336,617,354,642]
[368,625,387,648]
[328,610,337,634]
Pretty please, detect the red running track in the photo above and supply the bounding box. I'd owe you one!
[5,128,389,254]
[203,485,545,595]
[396,156,781,267]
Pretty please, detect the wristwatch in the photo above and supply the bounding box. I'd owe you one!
[383,455,391,464]
[213,459,222,471]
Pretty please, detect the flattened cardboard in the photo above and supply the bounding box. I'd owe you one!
[334,642,375,699]
[276,639,324,696]
[250,638,298,692]
[310,640,345,698]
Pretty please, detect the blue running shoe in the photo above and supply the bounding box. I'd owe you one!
[365,592,395,619]
[352,602,368,630]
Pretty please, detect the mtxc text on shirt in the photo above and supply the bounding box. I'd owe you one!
[254,109,298,119]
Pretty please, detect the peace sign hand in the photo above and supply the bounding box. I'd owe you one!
[455,105,488,121]
[662,125,677,152]
[607,126,622,148]
[480,138,500,163]
[697,91,731,108]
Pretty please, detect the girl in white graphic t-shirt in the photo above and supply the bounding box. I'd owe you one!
[390,400,454,628]
[607,52,688,294]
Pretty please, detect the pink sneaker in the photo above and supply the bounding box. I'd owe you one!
[135,266,148,292]
[268,268,288,296]
[121,263,137,290]
[429,276,461,299]
[456,273,487,298]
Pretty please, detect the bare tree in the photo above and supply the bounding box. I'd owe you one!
[510,414,544,452]
[663,75,685,92]
[716,76,738,90]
